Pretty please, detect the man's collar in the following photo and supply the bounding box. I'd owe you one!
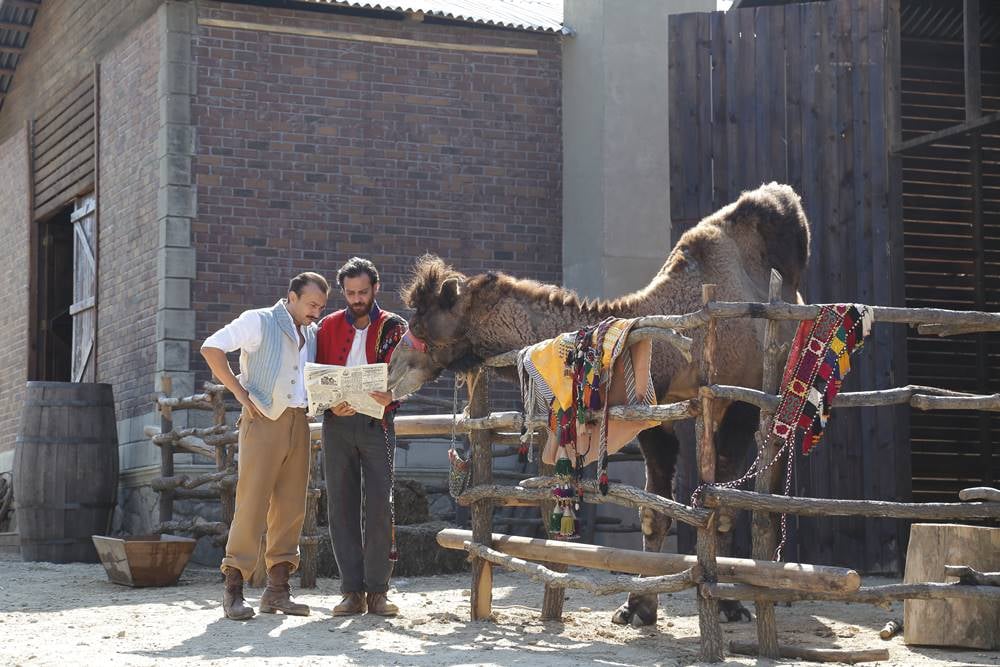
[279,299,305,330]
[346,300,380,326]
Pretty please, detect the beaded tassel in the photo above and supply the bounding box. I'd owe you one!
[554,446,572,476]
[559,504,576,538]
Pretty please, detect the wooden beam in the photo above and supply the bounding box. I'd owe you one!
[703,487,1000,520]
[890,110,1000,155]
[706,581,1000,604]
[463,541,699,596]
[0,22,33,32]
[437,529,861,593]
[729,642,888,665]
[198,18,540,56]
[944,565,1000,587]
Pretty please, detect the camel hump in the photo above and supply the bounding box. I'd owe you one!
[732,182,811,288]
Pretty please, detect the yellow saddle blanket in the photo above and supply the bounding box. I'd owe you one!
[518,318,660,467]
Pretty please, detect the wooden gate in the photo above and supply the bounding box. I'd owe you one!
[668,0,909,572]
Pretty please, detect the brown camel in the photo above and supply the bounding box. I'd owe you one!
[388,182,810,627]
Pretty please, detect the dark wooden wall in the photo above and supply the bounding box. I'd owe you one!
[669,0,909,573]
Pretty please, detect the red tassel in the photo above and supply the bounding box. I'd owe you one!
[389,548,398,562]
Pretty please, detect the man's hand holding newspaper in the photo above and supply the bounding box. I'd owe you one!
[305,362,389,420]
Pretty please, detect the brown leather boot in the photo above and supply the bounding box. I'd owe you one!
[222,567,255,620]
[259,562,310,616]
[366,592,399,617]
[332,592,367,616]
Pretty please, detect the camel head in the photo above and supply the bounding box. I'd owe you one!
[388,255,482,396]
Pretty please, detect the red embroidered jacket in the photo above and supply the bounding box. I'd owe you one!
[316,302,407,412]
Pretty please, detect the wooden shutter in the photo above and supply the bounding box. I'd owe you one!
[32,75,95,221]
[70,194,97,382]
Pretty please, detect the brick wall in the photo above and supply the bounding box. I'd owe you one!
[0,131,30,460]
[192,1,562,396]
[0,0,162,146]
[97,13,161,419]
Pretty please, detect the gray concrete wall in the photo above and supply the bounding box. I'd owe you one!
[562,0,715,549]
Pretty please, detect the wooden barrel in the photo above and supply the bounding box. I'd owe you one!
[13,382,119,563]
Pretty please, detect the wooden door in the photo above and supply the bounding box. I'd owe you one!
[70,194,96,382]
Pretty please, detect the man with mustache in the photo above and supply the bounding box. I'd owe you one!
[201,272,329,620]
[316,257,408,617]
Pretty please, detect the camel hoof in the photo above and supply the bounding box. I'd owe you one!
[720,600,753,623]
[630,611,655,628]
[611,605,631,625]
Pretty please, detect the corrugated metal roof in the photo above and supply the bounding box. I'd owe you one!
[300,0,567,34]
[0,0,40,114]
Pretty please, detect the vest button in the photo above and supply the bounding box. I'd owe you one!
[287,394,292,399]
[291,379,296,384]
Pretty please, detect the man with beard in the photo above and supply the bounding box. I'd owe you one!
[316,257,408,617]
[201,272,329,620]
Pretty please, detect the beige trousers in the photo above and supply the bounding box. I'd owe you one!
[220,407,311,579]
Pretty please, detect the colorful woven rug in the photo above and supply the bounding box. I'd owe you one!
[772,304,873,455]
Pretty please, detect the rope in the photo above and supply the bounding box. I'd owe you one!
[447,373,471,498]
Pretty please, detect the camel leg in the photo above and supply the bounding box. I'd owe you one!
[713,401,760,623]
[611,425,679,627]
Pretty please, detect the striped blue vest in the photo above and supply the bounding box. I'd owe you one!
[242,300,317,419]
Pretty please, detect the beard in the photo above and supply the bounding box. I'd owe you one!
[350,299,373,318]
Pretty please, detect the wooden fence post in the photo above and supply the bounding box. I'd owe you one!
[539,459,567,620]
[469,367,494,620]
[158,376,174,527]
[751,269,785,657]
[696,284,724,662]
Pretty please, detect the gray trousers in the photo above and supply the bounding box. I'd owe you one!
[322,412,395,594]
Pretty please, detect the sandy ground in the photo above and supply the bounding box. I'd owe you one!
[0,554,997,667]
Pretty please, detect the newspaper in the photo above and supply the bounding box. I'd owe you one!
[304,362,388,420]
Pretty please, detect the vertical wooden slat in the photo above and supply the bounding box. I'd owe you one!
[851,0,884,574]
[737,7,757,191]
[753,5,770,186]
[753,7,776,184]
[91,62,101,384]
[799,0,835,566]
[669,13,692,223]
[767,7,787,182]
[879,0,910,572]
[835,0,865,571]
[710,11,728,212]
[723,8,742,206]
[694,12,713,219]
[785,3,804,195]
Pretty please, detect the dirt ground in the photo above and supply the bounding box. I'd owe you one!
[1,553,997,666]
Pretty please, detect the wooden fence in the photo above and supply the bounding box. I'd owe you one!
[434,270,1000,663]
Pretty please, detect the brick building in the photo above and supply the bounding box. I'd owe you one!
[0,0,563,536]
